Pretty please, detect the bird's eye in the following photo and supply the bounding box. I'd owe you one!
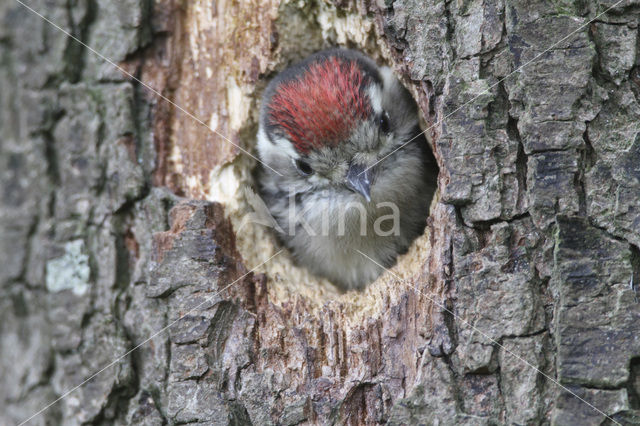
[294,159,314,176]
[379,112,390,134]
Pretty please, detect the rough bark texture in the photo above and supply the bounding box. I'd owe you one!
[1,0,640,425]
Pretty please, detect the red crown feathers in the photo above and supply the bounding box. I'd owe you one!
[268,56,373,154]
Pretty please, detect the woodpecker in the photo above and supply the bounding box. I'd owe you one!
[257,48,438,290]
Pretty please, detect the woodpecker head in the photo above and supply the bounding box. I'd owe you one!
[257,49,423,202]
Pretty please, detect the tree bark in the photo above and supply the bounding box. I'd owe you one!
[1,0,640,425]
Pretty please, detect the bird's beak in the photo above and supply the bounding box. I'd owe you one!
[346,162,373,202]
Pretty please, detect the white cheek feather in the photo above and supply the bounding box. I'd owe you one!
[378,66,395,92]
[367,83,383,115]
[256,126,273,159]
[273,136,301,160]
[308,173,325,186]
[257,126,300,161]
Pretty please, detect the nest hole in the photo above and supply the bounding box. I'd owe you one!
[201,1,440,321]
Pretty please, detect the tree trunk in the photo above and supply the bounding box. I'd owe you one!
[1,0,640,424]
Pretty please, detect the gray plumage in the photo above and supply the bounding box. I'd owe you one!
[256,49,438,290]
